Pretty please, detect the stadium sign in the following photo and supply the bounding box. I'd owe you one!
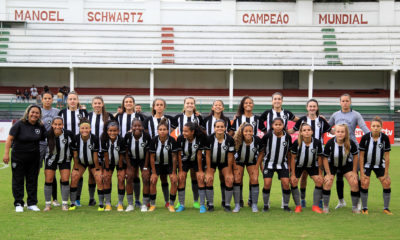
[13,9,64,22]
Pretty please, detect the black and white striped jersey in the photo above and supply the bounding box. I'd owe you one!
[44,130,75,165]
[323,137,359,168]
[177,135,205,162]
[260,109,295,131]
[291,138,323,168]
[58,108,89,135]
[262,131,292,169]
[205,133,235,165]
[72,133,99,166]
[234,136,263,165]
[88,112,115,140]
[143,115,174,138]
[116,112,145,137]
[149,135,179,166]
[231,115,266,135]
[124,132,151,161]
[101,135,126,166]
[202,115,232,135]
[359,132,391,169]
[293,116,331,142]
[172,113,204,135]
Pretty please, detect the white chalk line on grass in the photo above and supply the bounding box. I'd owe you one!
[0,163,9,170]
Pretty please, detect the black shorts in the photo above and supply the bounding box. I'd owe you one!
[154,164,173,175]
[210,161,228,171]
[129,158,145,169]
[182,161,203,172]
[294,167,319,179]
[44,160,71,171]
[235,160,257,167]
[263,167,289,179]
[108,163,127,171]
[329,162,353,176]
[364,168,385,178]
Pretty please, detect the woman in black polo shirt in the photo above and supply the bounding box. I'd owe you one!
[3,105,46,212]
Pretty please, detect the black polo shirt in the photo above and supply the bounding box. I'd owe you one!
[9,120,47,152]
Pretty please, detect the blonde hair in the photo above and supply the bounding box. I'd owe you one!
[67,91,80,109]
[182,97,197,114]
[233,122,253,151]
[371,116,383,126]
[297,123,312,146]
[336,124,350,156]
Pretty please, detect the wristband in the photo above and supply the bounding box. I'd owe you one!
[143,167,148,170]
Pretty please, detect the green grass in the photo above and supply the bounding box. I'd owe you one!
[0,144,399,239]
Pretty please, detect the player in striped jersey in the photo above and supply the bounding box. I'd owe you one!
[232,123,263,213]
[143,98,174,209]
[58,91,91,207]
[322,124,360,214]
[125,119,152,212]
[43,117,75,211]
[231,96,266,208]
[149,118,179,212]
[288,99,330,208]
[69,119,104,211]
[290,123,324,214]
[260,92,298,132]
[116,95,145,207]
[172,97,203,209]
[205,119,235,212]
[202,100,232,136]
[359,117,392,215]
[259,117,292,212]
[176,122,207,213]
[101,121,126,212]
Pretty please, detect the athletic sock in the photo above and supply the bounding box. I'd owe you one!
[206,186,214,206]
[60,181,70,203]
[248,184,252,203]
[313,187,323,206]
[178,188,186,207]
[104,189,111,205]
[225,186,233,207]
[262,188,270,207]
[162,183,169,203]
[133,178,141,202]
[239,184,243,203]
[283,189,291,207]
[44,182,53,203]
[336,175,344,200]
[300,188,306,200]
[150,194,156,206]
[250,184,259,205]
[143,194,150,206]
[291,186,300,206]
[351,191,360,210]
[220,183,226,203]
[70,187,78,203]
[199,187,206,206]
[52,177,58,200]
[170,194,176,206]
[192,180,199,202]
[360,188,368,209]
[383,188,391,209]
[127,194,134,206]
[118,189,125,205]
[97,190,104,206]
[76,177,83,201]
[322,189,331,208]
[89,183,96,201]
[233,183,241,205]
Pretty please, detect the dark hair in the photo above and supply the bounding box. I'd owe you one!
[182,97,198,114]
[67,91,80,109]
[269,117,286,135]
[340,93,351,101]
[157,117,169,130]
[47,116,64,153]
[208,100,230,126]
[272,92,283,100]
[306,98,320,116]
[213,119,226,128]
[371,116,383,126]
[184,122,206,140]
[152,98,166,116]
[101,120,119,143]
[78,117,90,127]
[20,104,42,125]
[121,95,135,113]
[236,96,253,117]
[92,96,110,124]
[41,91,53,98]
[131,118,144,137]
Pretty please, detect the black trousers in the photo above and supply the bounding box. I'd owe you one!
[11,151,40,207]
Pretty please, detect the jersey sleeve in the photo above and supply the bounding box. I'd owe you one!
[170,137,179,152]
[142,117,150,130]
[144,133,151,150]
[321,117,332,133]
[257,116,266,132]
[292,118,303,131]
[350,140,359,155]
[149,137,157,153]
[9,121,21,137]
[358,135,368,151]
[176,135,184,151]
[71,135,79,151]
[259,111,267,122]
[287,134,293,149]
[254,136,263,152]
[328,112,336,127]
[170,114,179,129]
[382,134,391,152]
[323,139,333,157]
[290,140,299,154]
[196,115,204,127]
[316,139,323,156]
[227,136,235,153]
[40,124,47,141]
[287,110,295,121]
[231,118,238,132]
[101,139,108,153]
[118,137,126,154]
[356,112,370,134]
[92,136,100,152]
[204,135,212,150]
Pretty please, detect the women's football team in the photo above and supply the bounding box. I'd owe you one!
[13,91,394,214]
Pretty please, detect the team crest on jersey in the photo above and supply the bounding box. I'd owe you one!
[12,162,17,168]
[251,121,256,126]
[165,145,171,150]
[193,144,199,149]
[282,115,287,120]
[77,114,82,119]
[223,145,228,151]
[35,129,41,135]
[115,146,120,151]
[378,143,383,149]
[264,169,268,174]
[141,142,146,147]
[47,119,52,125]
[283,141,287,147]
[252,147,257,153]
[62,139,67,144]
[88,144,93,150]
[317,123,321,128]
[311,149,316,154]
